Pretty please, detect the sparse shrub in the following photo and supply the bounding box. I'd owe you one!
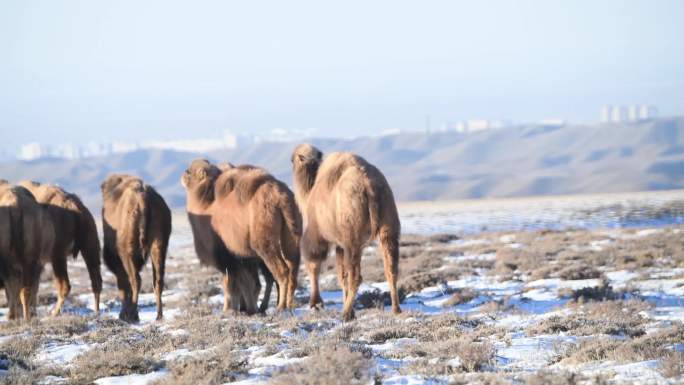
[153,348,248,385]
[356,288,406,310]
[525,370,583,385]
[457,335,495,372]
[69,342,162,384]
[658,351,684,378]
[428,233,460,243]
[0,335,41,373]
[451,373,514,385]
[269,345,373,385]
[526,301,647,337]
[557,264,602,280]
[442,288,477,307]
[559,323,684,364]
[399,270,461,294]
[564,282,621,302]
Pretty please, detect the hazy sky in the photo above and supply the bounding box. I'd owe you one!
[1,1,683,152]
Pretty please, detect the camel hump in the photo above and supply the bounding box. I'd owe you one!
[215,165,273,204]
[235,169,273,204]
[318,152,366,191]
[0,186,24,258]
[320,152,399,239]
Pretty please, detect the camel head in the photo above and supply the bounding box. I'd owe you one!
[181,159,222,207]
[291,144,323,200]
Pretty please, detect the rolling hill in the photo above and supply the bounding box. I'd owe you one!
[1,117,683,212]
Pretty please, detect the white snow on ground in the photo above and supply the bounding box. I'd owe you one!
[93,370,169,385]
[2,207,684,384]
[35,342,92,366]
[495,333,577,371]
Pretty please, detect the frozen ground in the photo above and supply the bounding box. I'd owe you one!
[1,192,683,384]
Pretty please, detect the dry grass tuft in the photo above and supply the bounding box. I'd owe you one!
[356,288,406,310]
[658,351,684,378]
[527,301,648,337]
[400,332,494,375]
[559,323,684,364]
[525,370,584,385]
[269,345,373,385]
[153,348,248,385]
[68,343,162,384]
[557,264,603,280]
[442,288,478,307]
[561,282,622,302]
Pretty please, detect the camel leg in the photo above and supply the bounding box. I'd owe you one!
[5,276,17,320]
[258,254,289,311]
[221,273,239,315]
[335,246,347,305]
[284,256,298,310]
[379,230,402,314]
[20,262,41,321]
[82,248,102,315]
[150,241,166,321]
[19,286,31,321]
[258,263,274,313]
[29,271,40,317]
[341,248,362,322]
[306,259,323,309]
[51,256,71,317]
[121,256,141,323]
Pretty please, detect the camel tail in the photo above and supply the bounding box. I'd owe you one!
[71,196,103,294]
[278,188,302,240]
[364,179,382,240]
[139,186,152,257]
[8,199,25,259]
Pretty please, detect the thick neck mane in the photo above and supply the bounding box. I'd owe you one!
[189,177,217,211]
[294,159,320,205]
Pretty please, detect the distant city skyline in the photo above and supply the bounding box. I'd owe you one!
[2,1,683,154]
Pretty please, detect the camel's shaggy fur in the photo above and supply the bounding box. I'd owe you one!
[183,161,274,314]
[101,174,171,322]
[0,183,53,320]
[19,181,103,316]
[181,159,301,313]
[292,144,401,320]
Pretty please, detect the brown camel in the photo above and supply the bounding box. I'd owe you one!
[181,159,300,313]
[186,161,276,314]
[0,183,53,320]
[101,174,171,322]
[19,181,103,316]
[291,144,401,321]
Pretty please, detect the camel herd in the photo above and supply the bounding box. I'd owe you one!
[0,144,401,322]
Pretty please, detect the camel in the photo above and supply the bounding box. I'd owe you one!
[19,181,102,316]
[291,144,402,321]
[0,183,53,320]
[190,161,276,314]
[101,174,171,322]
[181,159,301,313]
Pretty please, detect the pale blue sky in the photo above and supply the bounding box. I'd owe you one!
[1,1,683,152]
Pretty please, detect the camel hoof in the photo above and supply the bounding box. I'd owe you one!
[155,313,163,321]
[341,309,355,322]
[119,308,140,323]
[392,306,402,315]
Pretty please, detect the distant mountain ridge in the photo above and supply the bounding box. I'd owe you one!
[1,117,683,212]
